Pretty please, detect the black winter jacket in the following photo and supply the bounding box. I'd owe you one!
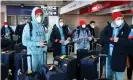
[101,22,132,72]
[50,24,70,57]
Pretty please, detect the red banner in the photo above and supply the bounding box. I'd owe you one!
[80,1,130,14]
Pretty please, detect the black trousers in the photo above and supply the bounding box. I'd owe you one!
[127,55,133,79]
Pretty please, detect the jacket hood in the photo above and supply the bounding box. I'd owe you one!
[31,7,45,24]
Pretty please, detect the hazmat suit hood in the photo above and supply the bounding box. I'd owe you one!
[31,7,45,24]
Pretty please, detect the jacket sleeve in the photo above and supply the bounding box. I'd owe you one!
[1,27,4,35]
[1,27,5,38]
[67,27,72,37]
[15,25,19,35]
[100,26,116,45]
[100,25,115,45]
[9,26,14,35]
[50,26,60,43]
[22,24,40,47]
[87,30,93,41]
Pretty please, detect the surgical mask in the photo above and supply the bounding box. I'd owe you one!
[36,16,42,23]
[91,25,95,28]
[115,20,124,27]
[59,22,64,27]
[82,24,86,28]
[5,25,8,27]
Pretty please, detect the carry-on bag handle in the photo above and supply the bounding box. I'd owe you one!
[22,54,32,73]
[98,54,108,79]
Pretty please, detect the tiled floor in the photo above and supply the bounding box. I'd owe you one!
[47,52,133,80]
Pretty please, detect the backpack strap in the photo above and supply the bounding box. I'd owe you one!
[77,28,89,38]
[77,28,80,38]
[86,28,89,35]
[29,22,33,37]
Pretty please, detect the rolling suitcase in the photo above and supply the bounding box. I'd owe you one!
[45,65,67,80]
[54,55,77,80]
[1,64,12,80]
[1,50,15,80]
[16,54,41,80]
[14,53,27,80]
[1,50,15,66]
[42,49,67,80]
[80,55,98,80]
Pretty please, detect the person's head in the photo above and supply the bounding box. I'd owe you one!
[31,7,44,24]
[107,22,110,25]
[4,22,8,27]
[24,19,29,24]
[90,21,95,28]
[58,18,64,27]
[79,20,86,28]
[112,11,124,27]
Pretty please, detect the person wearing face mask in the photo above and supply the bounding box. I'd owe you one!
[87,21,96,37]
[50,18,71,57]
[1,22,14,41]
[73,20,93,80]
[1,22,14,50]
[87,21,96,50]
[100,11,133,80]
[22,7,47,73]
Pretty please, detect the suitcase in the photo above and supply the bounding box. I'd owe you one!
[14,53,27,80]
[77,49,95,62]
[1,38,13,50]
[1,64,9,80]
[1,50,15,66]
[43,49,67,80]
[45,65,67,80]
[1,50,15,80]
[54,56,77,80]
[80,56,98,80]
[16,54,41,80]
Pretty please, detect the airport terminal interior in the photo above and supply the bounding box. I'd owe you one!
[1,0,133,80]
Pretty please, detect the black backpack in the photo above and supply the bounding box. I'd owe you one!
[29,22,33,37]
[28,22,47,37]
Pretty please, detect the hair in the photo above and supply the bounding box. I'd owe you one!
[90,21,95,24]
[59,17,63,21]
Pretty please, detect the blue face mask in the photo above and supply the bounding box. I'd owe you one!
[115,20,124,27]
[36,16,42,23]
[59,22,64,27]
[82,24,86,28]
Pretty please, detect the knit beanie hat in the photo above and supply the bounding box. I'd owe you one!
[112,11,123,21]
[79,20,86,26]
[35,9,43,15]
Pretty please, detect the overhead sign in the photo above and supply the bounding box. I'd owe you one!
[60,0,97,15]
[97,2,133,15]
[41,6,58,16]
[90,1,111,12]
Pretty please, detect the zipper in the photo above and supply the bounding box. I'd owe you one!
[83,30,85,48]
